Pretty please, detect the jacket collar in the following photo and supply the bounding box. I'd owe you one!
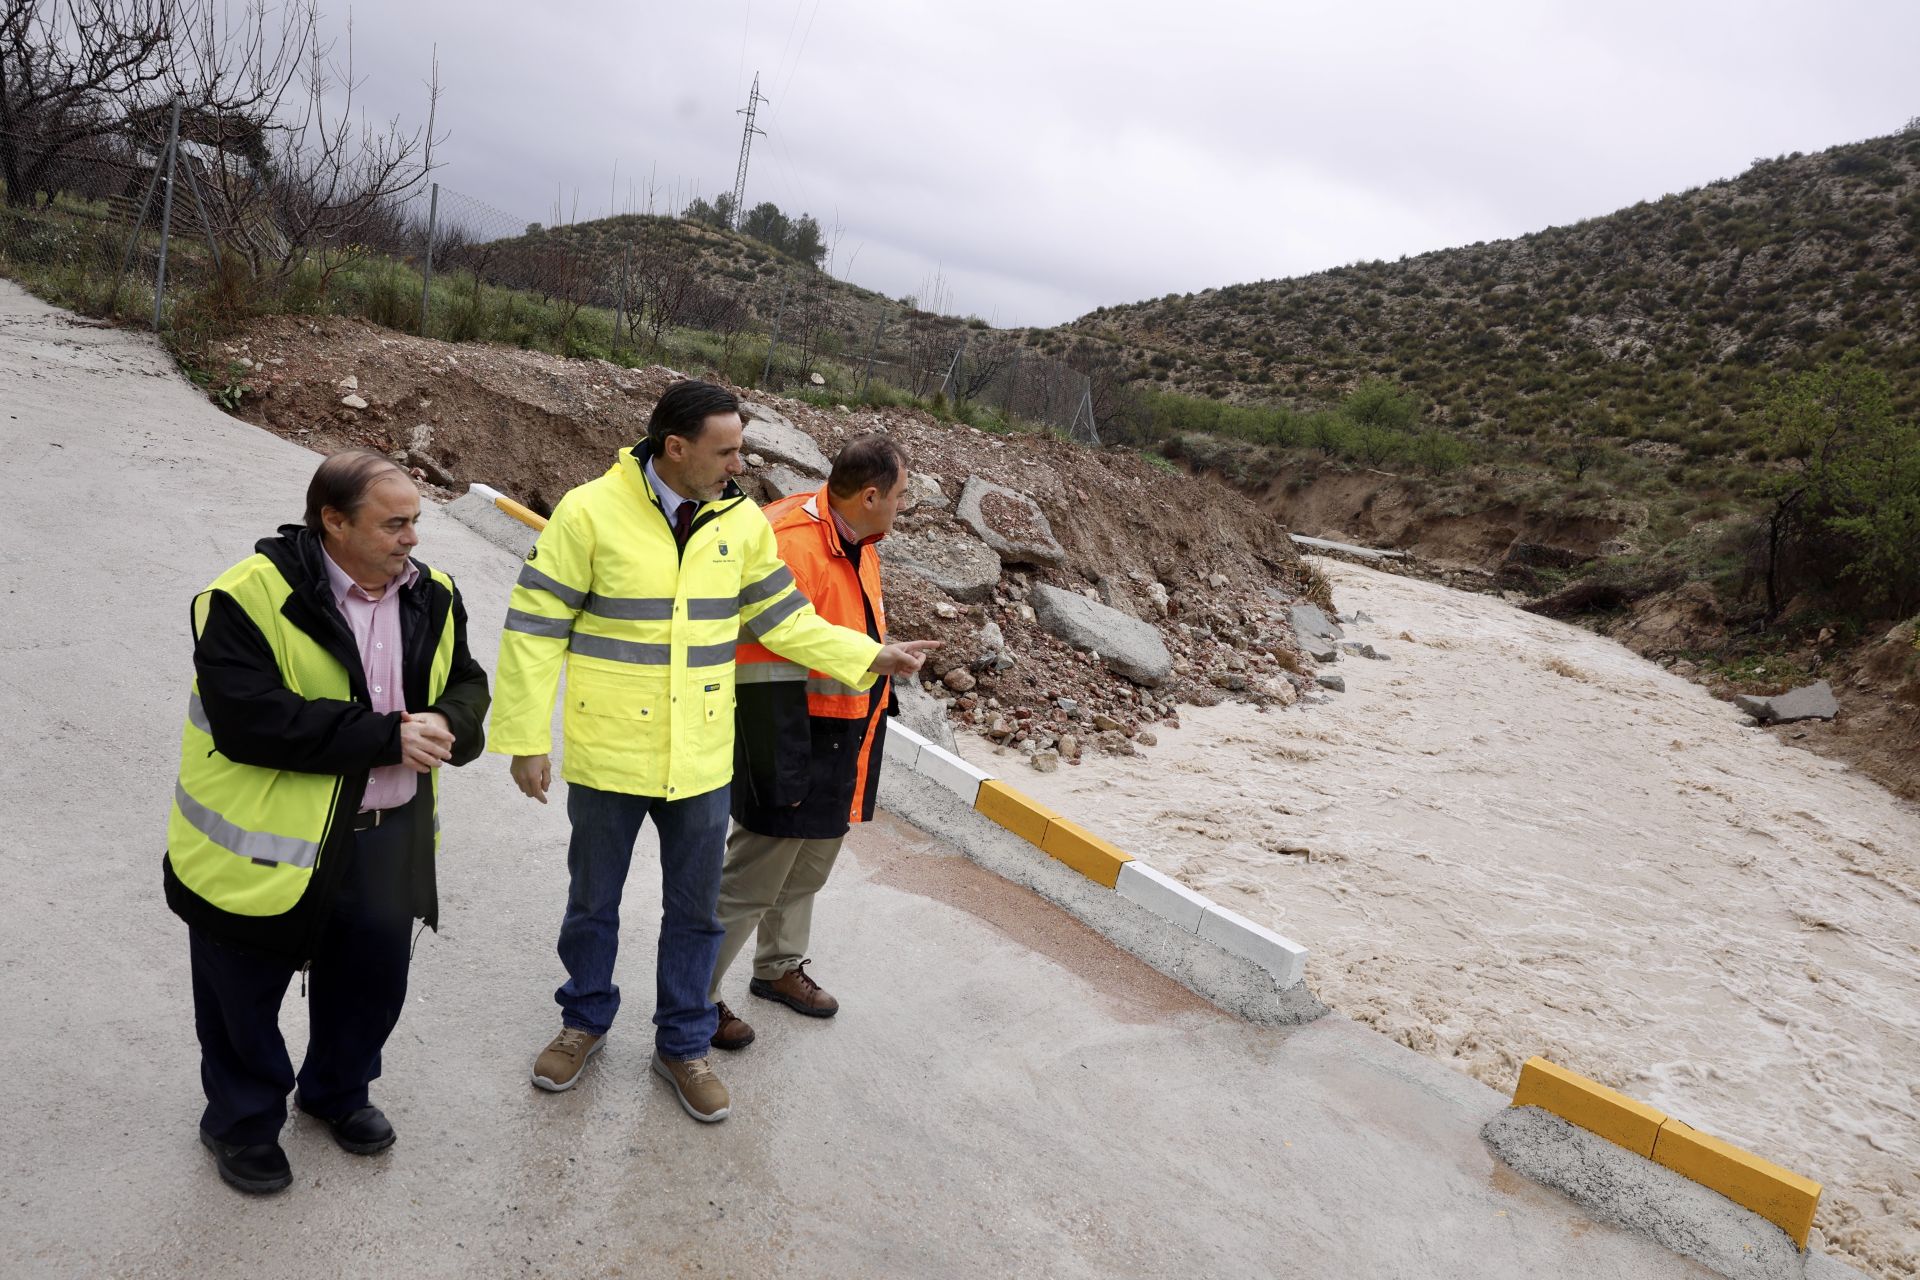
[259,524,428,598]
[801,486,885,558]
[258,525,430,662]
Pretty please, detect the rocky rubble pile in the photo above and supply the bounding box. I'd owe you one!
[212,315,1337,769]
[721,401,1342,769]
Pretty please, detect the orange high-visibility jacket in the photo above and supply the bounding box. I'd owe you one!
[732,486,892,838]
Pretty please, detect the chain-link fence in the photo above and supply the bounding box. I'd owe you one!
[1,103,1100,440]
[0,102,227,325]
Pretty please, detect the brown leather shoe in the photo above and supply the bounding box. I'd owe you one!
[531,1026,604,1092]
[711,1001,756,1051]
[651,1053,730,1123]
[749,959,839,1018]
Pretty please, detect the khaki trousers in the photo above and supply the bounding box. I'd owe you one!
[708,826,845,1001]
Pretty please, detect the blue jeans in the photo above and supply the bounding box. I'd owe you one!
[555,782,730,1059]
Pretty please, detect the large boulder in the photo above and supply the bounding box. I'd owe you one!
[892,677,957,752]
[1734,680,1839,725]
[758,464,817,501]
[739,401,830,476]
[878,528,1002,602]
[1030,583,1172,686]
[904,471,949,511]
[1289,603,1343,663]
[955,476,1065,567]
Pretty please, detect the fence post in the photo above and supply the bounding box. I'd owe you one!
[109,144,168,310]
[760,279,789,389]
[1069,384,1100,446]
[614,245,630,359]
[180,150,221,273]
[417,182,439,337]
[150,96,183,330]
[858,312,884,396]
[938,338,966,402]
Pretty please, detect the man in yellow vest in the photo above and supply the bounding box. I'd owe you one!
[709,436,911,1051]
[164,449,491,1195]
[492,381,934,1124]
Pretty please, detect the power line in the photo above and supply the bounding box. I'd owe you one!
[737,0,752,105]
[774,0,820,109]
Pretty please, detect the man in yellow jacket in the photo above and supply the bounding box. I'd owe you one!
[490,380,934,1123]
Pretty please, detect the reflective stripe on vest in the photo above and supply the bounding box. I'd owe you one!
[173,779,321,869]
[735,489,885,722]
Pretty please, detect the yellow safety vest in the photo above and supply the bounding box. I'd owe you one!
[166,554,458,918]
[489,446,882,799]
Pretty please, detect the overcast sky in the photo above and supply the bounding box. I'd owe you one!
[336,1,1920,328]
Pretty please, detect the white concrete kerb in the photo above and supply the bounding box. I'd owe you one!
[1199,901,1309,989]
[1115,861,1209,933]
[895,725,990,808]
[884,722,1314,997]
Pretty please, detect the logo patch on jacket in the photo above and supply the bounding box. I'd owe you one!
[525,547,537,561]
[717,541,728,556]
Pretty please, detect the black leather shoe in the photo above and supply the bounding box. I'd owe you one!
[199,1130,292,1194]
[301,1102,396,1155]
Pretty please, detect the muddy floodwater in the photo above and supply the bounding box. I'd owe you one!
[959,557,1920,1278]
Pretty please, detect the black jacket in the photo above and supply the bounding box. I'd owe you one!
[162,525,490,962]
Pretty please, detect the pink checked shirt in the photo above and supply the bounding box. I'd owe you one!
[321,547,420,812]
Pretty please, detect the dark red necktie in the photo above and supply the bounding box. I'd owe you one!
[673,500,696,546]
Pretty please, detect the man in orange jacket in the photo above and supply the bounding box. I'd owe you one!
[709,435,916,1048]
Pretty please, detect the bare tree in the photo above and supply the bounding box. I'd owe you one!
[951,338,1019,406]
[0,0,310,208]
[635,228,699,356]
[202,14,443,285]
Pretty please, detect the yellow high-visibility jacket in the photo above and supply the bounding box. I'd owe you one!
[489,443,883,800]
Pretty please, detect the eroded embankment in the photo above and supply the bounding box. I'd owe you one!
[961,557,1920,1279]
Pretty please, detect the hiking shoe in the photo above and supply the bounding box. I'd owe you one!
[531,1026,604,1092]
[749,959,839,1018]
[711,1001,756,1052]
[199,1130,292,1195]
[651,1052,731,1123]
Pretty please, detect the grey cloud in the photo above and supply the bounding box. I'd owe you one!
[330,0,1920,327]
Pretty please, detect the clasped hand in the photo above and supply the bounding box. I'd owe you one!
[399,710,455,774]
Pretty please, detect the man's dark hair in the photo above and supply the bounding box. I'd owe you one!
[646,379,741,452]
[827,434,908,500]
[305,448,404,533]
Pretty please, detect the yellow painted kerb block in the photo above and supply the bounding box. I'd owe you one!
[1651,1120,1821,1250]
[1511,1057,1667,1158]
[1038,819,1133,889]
[974,780,1060,847]
[496,494,548,531]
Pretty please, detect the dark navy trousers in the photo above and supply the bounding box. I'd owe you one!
[189,811,414,1145]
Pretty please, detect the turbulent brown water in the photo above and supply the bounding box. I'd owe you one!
[962,557,1920,1278]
